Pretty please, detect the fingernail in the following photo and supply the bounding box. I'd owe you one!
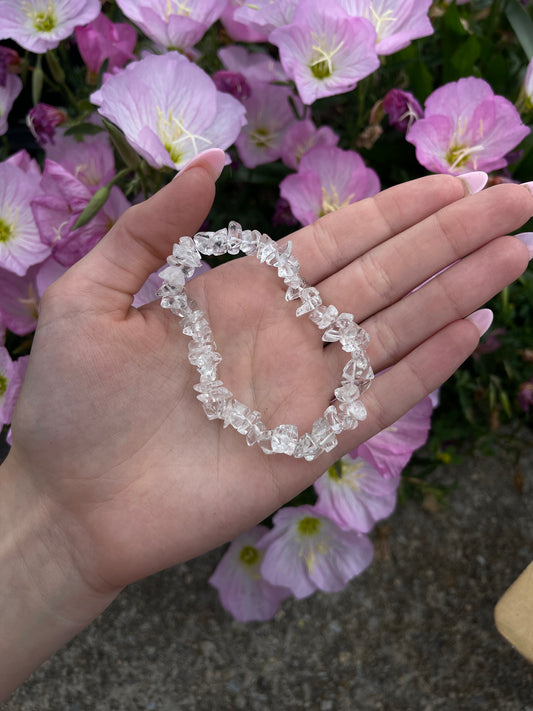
[514,231,533,260]
[459,171,488,195]
[466,308,494,337]
[520,181,533,195]
[175,148,226,182]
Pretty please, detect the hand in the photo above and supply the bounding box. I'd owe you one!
[5,161,532,598]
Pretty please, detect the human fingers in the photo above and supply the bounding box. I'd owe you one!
[331,315,484,458]
[55,149,225,315]
[281,173,471,285]
[315,182,533,321]
[325,235,529,376]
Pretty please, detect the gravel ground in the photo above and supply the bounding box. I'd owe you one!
[3,435,533,711]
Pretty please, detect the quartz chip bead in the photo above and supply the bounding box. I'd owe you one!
[246,421,269,447]
[309,304,339,330]
[271,424,299,455]
[325,404,356,433]
[159,265,186,291]
[256,233,278,264]
[227,220,243,255]
[295,287,322,317]
[342,355,374,393]
[334,382,361,403]
[339,399,367,424]
[170,237,202,277]
[293,432,321,461]
[240,229,261,255]
[196,385,232,420]
[223,400,261,435]
[311,417,338,453]
[285,275,306,302]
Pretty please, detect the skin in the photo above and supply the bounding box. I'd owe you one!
[0,160,531,700]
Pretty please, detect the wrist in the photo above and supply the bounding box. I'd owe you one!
[0,453,120,700]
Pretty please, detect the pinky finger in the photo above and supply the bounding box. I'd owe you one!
[333,314,487,457]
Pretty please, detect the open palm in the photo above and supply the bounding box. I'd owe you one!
[7,160,531,595]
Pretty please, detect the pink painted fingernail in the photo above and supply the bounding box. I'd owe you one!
[466,308,494,337]
[174,148,226,181]
[514,231,533,260]
[520,181,533,195]
[459,171,488,195]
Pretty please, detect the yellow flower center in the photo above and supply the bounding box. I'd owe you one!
[156,106,211,166]
[297,515,321,536]
[23,0,58,32]
[309,32,344,80]
[249,126,277,149]
[165,0,192,19]
[0,217,14,243]
[239,545,260,566]
[319,185,354,217]
[0,374,7,398]
[445,116,485,171]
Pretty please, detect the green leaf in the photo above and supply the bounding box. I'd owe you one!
[451,35,481,76]
[505,0,533,60]
[64,123,104,139]
[443,2,469,36]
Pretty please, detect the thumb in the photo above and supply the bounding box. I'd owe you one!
[61,148,226,314]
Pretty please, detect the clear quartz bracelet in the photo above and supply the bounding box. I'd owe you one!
[157,222,374,461]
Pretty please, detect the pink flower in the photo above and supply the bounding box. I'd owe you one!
[31,159,129,267]
[75,12,136,77]
[382,88,423,132]
[0,71,22,136]
[0,265,39,335]
[280,118,339,170]
[0,161,50,276]
[235,81,300,168]
[338,0,434,55]
[0,347,29,426]
[5,149,41,177]
[91,52,246,170]
[270,0,379,105]
[259,506,373,598]
[0,0,101,53]
[209,526,291,622]
[0,45,22,87]
[233,0,300,35]
[220,0,269,42]
[352,396,434,479]
[116,0,223,50]
[218,45,286,84]
[45,129,115,192]
[406,77,530,175]
[26,103,67,145]
[280,145,380,225]
[314,455,400,533]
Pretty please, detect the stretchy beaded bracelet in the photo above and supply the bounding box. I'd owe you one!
[158,222,373,461]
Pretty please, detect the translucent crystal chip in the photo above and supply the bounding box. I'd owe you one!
[159,292,188,313]
[246,421,268,447]
[334,383,361,403]
[285,282,305,301]
[324,405,344,434]
[278,255,300,280]
[211,228,229,256]
[258,430,274,455]
[270,424,298,455]
[322,312,354,342]
[193,231,215,255]
[223,400,261,434]
[171,236,202,269]
[193,379,224,394]
[339,324,370,353]
[256,233,278,263]
[342,353,369,382]
[240,229,261,254]
[159,265,185,290]
[293,433,321,461]
[197,386,232,420]
[227,220,242,255]
[339,399,367,422]
[309,304,339,329]
[183,317,212,343]
[311,417,338,453]
[295,287,322,317]
[188,341,215,366]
